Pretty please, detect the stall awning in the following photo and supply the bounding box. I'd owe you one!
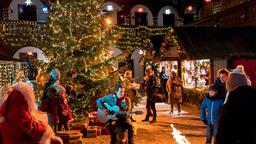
[174,27,256,59]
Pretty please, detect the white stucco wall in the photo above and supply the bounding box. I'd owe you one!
[130,4,153,26]
[102,1,121,25]
[8,0,48,22]
[131,49,144,83]
[157,6,180,26]
[13,46,48,62]
[111,47,123,68]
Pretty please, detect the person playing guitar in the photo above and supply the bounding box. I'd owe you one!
[96,84,135,144]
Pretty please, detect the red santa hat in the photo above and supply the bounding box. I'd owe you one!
[0,82,63,144]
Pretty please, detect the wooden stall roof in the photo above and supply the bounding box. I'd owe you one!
[174,27,256,59]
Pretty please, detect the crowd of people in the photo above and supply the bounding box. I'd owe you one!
[0,64,256,144]
[200,65,256,144]
[0,69,75,144]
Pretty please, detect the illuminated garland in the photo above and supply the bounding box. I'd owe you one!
[159,28,185,60]
[0,63,24,87]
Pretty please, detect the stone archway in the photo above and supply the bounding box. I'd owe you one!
[157,6,180,27]
[13,46,48,63]
[130,4,153,26]
[102,1,121,25]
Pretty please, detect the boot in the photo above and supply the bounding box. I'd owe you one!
[142,118,149,122]
[150,119,156,123]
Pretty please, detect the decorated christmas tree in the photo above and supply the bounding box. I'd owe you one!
[36,0,128,117]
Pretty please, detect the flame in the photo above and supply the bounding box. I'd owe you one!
[170,124,191,144]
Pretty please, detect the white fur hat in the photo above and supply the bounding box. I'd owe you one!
[54,85,66,94]
[226,71,249,92]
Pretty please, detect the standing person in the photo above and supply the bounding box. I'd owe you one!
[96,85,135,144]
[216,70,256,144]
[0,82,63,144]
[142,68,157,123]
[160,66,169,102]
[53,85,73,131]
[166,71,183,115]
[200,85,224,144]
[39,69,61,129]
[123,70,140,122]
[213,69,229,100]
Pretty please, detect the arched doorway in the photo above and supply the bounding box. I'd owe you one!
[18,4,37,21]
[13,46,48,80]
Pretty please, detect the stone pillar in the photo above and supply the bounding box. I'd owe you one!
[153,16,158,26]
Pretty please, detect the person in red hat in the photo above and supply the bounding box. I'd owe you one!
[0,82,63,144]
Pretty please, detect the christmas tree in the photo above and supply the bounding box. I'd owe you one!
[36,0,128,117]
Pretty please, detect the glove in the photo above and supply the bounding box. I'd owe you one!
[203,120,208,125]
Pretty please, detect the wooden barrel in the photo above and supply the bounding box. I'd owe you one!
[55,130,83,144]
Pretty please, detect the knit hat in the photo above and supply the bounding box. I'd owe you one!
[54,85,66,94]
[208,84,218,92]
[226,71,249,92]
[50,69,60,80]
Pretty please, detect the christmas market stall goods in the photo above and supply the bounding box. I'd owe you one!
[182,59,210,88]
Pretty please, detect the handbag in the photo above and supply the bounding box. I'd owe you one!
[152,87,164,102]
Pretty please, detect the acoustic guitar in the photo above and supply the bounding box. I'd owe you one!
[97,103,143,123]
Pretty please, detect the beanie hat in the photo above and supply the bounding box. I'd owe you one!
[208,84,218,92]
[50,69,60,80]
[54,85,66,94]
[226,71,249,92]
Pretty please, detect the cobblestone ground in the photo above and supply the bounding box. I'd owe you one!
[82,97,206,144]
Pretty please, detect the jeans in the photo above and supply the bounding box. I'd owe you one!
[145,96,156,120]
[206,124,218,144]
[109,118,134,144]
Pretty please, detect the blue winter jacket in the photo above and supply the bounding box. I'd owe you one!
[96,93,126,110]
[200,94,224,125]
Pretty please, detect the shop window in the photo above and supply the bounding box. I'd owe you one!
[182,59,210,88]
[135,12,148,25]
[18,4,37,21]
[159,61,178,76]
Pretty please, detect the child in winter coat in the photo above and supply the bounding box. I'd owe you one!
[53,85,73,131]
[200,85,224,144]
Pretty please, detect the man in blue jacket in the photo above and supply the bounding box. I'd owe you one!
[200,85,224,144]
[96,84,134,144]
